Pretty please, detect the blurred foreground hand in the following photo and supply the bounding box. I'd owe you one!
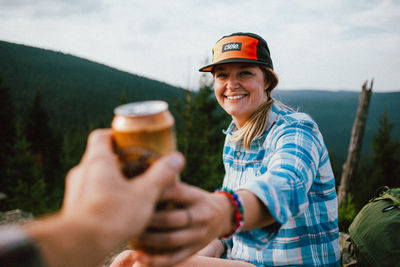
[25,129,184,267]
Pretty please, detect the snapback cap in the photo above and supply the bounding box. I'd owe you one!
[199,32,273,72]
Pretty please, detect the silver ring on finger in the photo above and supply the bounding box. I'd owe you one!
[185,208,193,228]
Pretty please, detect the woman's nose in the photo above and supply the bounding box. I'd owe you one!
[226,75,239,90]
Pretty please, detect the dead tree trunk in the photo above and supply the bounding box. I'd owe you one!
[337,80,373,206]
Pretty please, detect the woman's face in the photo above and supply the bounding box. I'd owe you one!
[213,63,269,128]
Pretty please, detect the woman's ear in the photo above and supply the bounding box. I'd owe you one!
[265,82,271,92]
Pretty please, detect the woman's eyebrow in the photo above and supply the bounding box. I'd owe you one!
[239,64,253,69]
[214,67,226,72]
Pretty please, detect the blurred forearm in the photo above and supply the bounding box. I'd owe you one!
[25,214,113,267]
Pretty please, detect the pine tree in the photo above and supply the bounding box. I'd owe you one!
[0,77,16,209]
[26,91,53,155]
[5,121,48,215]
[25,91,63,211]
[0,78,16,177]
[355,112,400,207]
[371,113,400,186]
[175,82,229,191]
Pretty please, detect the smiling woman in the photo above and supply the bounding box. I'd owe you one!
[111,32,340,267]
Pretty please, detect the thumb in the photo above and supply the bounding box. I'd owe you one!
[159,181,206,205]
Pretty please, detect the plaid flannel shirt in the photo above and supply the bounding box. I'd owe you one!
[222,101,340,266]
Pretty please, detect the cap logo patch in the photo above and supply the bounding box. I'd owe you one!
[222,42,242,52]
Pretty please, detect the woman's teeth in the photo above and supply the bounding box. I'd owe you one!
[227,95,244,100]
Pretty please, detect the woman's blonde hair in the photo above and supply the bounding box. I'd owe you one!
[230,66,279,149]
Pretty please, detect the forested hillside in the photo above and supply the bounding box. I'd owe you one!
[0,40,185,134]
[1,40,399,218]
[273,90,400,164]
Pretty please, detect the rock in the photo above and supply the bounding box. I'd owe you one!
[0,209,34,226]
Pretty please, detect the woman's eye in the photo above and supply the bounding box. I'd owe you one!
[240,71,252,76]
[216,73,227,78]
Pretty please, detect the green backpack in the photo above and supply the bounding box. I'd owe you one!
[348,187,400,267]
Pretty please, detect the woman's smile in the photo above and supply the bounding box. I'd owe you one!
[225,94,248,100]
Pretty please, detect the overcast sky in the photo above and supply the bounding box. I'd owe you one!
[1,0,399,92]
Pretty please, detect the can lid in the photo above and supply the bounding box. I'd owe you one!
[114,101,168,117]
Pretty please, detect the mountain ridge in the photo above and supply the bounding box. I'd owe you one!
[1,40,399,168]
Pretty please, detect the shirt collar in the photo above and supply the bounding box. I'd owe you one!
[223,100,283,136]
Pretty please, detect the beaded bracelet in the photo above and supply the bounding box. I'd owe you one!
[214,187,245,238]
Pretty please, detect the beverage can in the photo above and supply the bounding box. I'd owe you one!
[112,100,176,178]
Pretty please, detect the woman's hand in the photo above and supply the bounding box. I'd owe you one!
[196,239,225,258]
[135,182,235,267]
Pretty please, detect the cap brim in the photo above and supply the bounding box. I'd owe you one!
[199,58,272,72]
